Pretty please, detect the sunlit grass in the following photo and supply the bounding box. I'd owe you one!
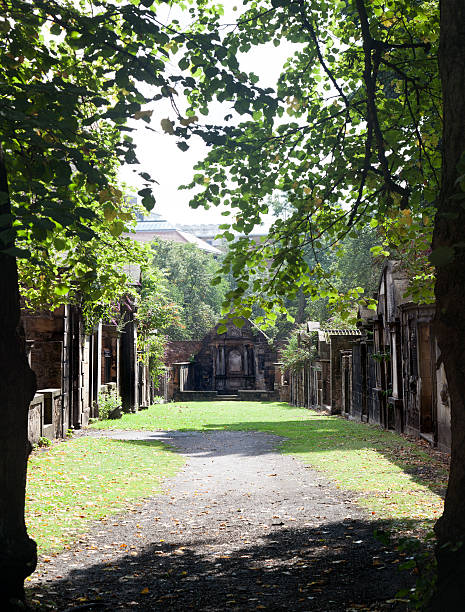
[26,437,184,555]
[93,400,447,527]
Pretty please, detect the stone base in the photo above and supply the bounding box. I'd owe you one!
[174,389,279,402]
[175,391,219,402]
[237,389,279,402]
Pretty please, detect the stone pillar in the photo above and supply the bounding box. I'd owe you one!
[220,346,225,375]
[120,303,137,413]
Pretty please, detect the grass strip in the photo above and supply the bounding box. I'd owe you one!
[26,437,184,555]
[93,401,447,527]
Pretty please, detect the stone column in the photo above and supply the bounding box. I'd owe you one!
[220,346,225,375]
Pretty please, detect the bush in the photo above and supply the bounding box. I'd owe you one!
[281,328,317,373]
[97,392,121,420]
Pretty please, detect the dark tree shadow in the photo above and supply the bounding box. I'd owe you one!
[27,519,420,611]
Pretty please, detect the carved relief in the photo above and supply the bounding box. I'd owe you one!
[227,326,242,338]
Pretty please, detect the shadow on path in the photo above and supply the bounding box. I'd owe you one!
[28,519,418,611]
[101,417,448,500]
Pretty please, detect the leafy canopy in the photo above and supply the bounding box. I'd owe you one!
[0,0,190,316]
[167,0,441,321]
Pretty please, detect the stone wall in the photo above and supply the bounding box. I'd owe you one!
[23,307,65,389]
[101,325,119,385]
[165,341,203,365]
[28,394,44,445]
[30,341,63,389]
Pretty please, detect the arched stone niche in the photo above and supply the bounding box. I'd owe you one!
[228,349,242,373]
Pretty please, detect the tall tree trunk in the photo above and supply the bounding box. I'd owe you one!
[431,0,465,607]
[0,149,37,608]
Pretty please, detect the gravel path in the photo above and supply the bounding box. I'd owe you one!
[28,430,413,611]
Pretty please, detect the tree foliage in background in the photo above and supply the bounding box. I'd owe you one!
[176,0,439,322]
[19,200,151,331]
[1,0,174,303]
[264,224,382,342]
[280,327,317,373]
[149,240,230,340]
[138,267,183,381]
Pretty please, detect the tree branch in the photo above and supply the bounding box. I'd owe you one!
[355,0,410,209]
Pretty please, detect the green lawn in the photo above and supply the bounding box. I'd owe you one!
[26,401,446,558]
[93,401,447,527]
[26,437,184,555]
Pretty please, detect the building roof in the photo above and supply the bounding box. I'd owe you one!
[130,211,222,255]
[175,230,222,255]
[323,328,362,335]
[322,328,362,341]
[135,212,177,232]
[177,223,268,239]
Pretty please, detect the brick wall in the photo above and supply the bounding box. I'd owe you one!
[30,341,63,389]
[165,341,203,365]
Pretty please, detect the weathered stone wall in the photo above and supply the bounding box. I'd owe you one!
[28,394,44,445]
[329,335,359,414]
[165,341,203,365]
[23,307,65,389]
[237,390,279,401]
[175,390,218,401]
[436,357,451,452]
[101,326,119,385]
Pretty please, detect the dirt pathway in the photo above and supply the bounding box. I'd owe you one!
[28,430,413,611]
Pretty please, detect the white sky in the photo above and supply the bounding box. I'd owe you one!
[118,6,293,226]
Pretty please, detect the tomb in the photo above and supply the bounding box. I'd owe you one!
[168,318,277,400]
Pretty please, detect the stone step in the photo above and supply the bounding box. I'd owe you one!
[216,395,239,401]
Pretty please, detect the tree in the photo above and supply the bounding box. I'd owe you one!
[160,0,462,604]
[149,240,230,339]
[138,267,183,382]
[429,1,465,606]
[179,0,439,318]
[262,224,382,342]
[0,0,186,605]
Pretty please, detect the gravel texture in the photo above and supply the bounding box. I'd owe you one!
[28,429,414,611]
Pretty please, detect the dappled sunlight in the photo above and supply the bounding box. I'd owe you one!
[26,438,184,555]
[27,519,418,610]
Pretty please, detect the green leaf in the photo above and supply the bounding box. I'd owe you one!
[109,222,125,237]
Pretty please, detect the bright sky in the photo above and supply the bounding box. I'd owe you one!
[118,6,293,226]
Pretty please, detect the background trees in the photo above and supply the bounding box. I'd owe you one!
[149,240,230,340]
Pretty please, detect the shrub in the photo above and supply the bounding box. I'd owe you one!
[97,392,121,420]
